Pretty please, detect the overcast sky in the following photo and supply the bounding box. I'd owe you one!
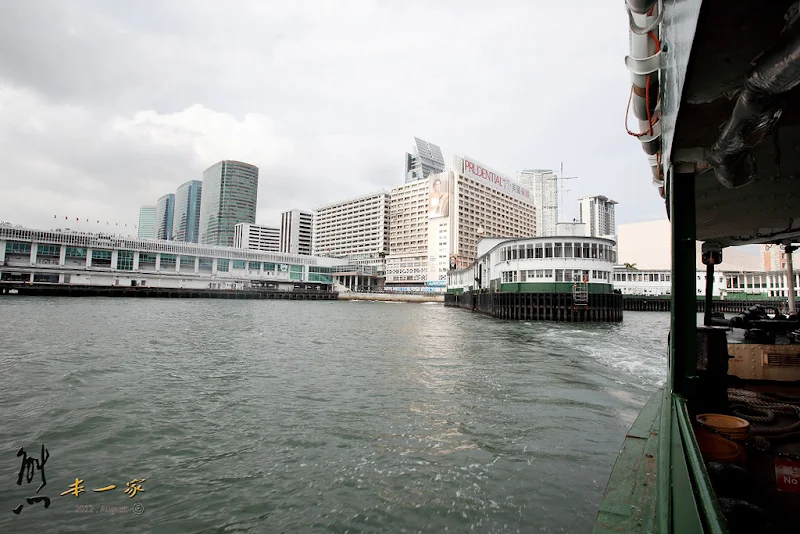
[0,0,666,235]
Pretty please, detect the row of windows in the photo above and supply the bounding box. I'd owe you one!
[500,269,612,283]
[498,242,616,262]
[614,272,671,282]
[0,229,320,265]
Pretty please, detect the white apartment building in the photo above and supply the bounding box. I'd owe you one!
[386,179,430,285]
[579,195,617,237]
[518,169,558,237]
[386,155,536,287]
[280,210,312,255]
[312,192,390,272]
[233,223,280,252]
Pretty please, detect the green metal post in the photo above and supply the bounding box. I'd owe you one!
[704,262,714,326]
[671,169,697,399]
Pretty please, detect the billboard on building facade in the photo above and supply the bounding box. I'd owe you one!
[428,174,451,219]
[458,156,531,201]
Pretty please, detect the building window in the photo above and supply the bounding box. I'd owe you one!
[37,245,60,257]
[248,261,260,271]
[92,249,112,267]
[7,242,31,254]
[161,254,176,267]
[117,250,134,271]
[65,246,87,258]
[217,259,229,272]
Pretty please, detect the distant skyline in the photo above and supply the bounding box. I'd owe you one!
[0,1,664,234]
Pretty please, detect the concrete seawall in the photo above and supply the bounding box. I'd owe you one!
[337,292,444,303]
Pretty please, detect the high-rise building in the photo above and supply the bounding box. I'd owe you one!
[518,169,558,237]
[404,137,446,184]
[233,223,280,252]
[280,209,312,255]
[579,195,618,237]
[199,160,259,247]
[172,180,202,243]
[155,193,175,241]
[137,206,156,239]
[386,156,536,286]
[312,192,390,272]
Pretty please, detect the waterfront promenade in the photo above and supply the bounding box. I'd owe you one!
[337,291,443,303]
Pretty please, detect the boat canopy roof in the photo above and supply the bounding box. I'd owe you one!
[627,0,800,248]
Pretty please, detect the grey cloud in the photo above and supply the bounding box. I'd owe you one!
[0,0,667,233]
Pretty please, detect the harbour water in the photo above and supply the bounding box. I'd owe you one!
[0,298,668,533]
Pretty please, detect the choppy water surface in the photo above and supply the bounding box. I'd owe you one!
[0,298,668,533]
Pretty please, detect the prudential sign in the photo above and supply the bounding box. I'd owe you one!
[460,157,531,200]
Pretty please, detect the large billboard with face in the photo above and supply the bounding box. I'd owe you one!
[428,173,451,219]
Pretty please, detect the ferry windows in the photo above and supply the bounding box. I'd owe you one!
[554,243,562,258]
[583,243,590,258]
[545,269,553,278]
[555,269,563,282]
[564,243,573,258]
[526,245,534,259]
[573,243,582,258]
[511,247,518,260]
[519,270,527,282]
[591,244,598,259]
[502,271,518,283]
[535,245,543,258]
[535,269,543,278]
[545,243,553,258]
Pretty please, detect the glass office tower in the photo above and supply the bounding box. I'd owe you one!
[173,180,202,243]
[198,161,259,246]
[155,193,175,240]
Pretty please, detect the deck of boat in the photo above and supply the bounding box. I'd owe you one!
[594,389,662,534]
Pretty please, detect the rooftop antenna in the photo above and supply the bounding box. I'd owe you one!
[559,162,578,212]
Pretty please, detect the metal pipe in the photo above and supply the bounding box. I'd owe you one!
[708,27,800,188]
[787,245,797,314]
[704,262,714,326]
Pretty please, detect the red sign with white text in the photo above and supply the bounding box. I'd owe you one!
[775,457,800,492]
